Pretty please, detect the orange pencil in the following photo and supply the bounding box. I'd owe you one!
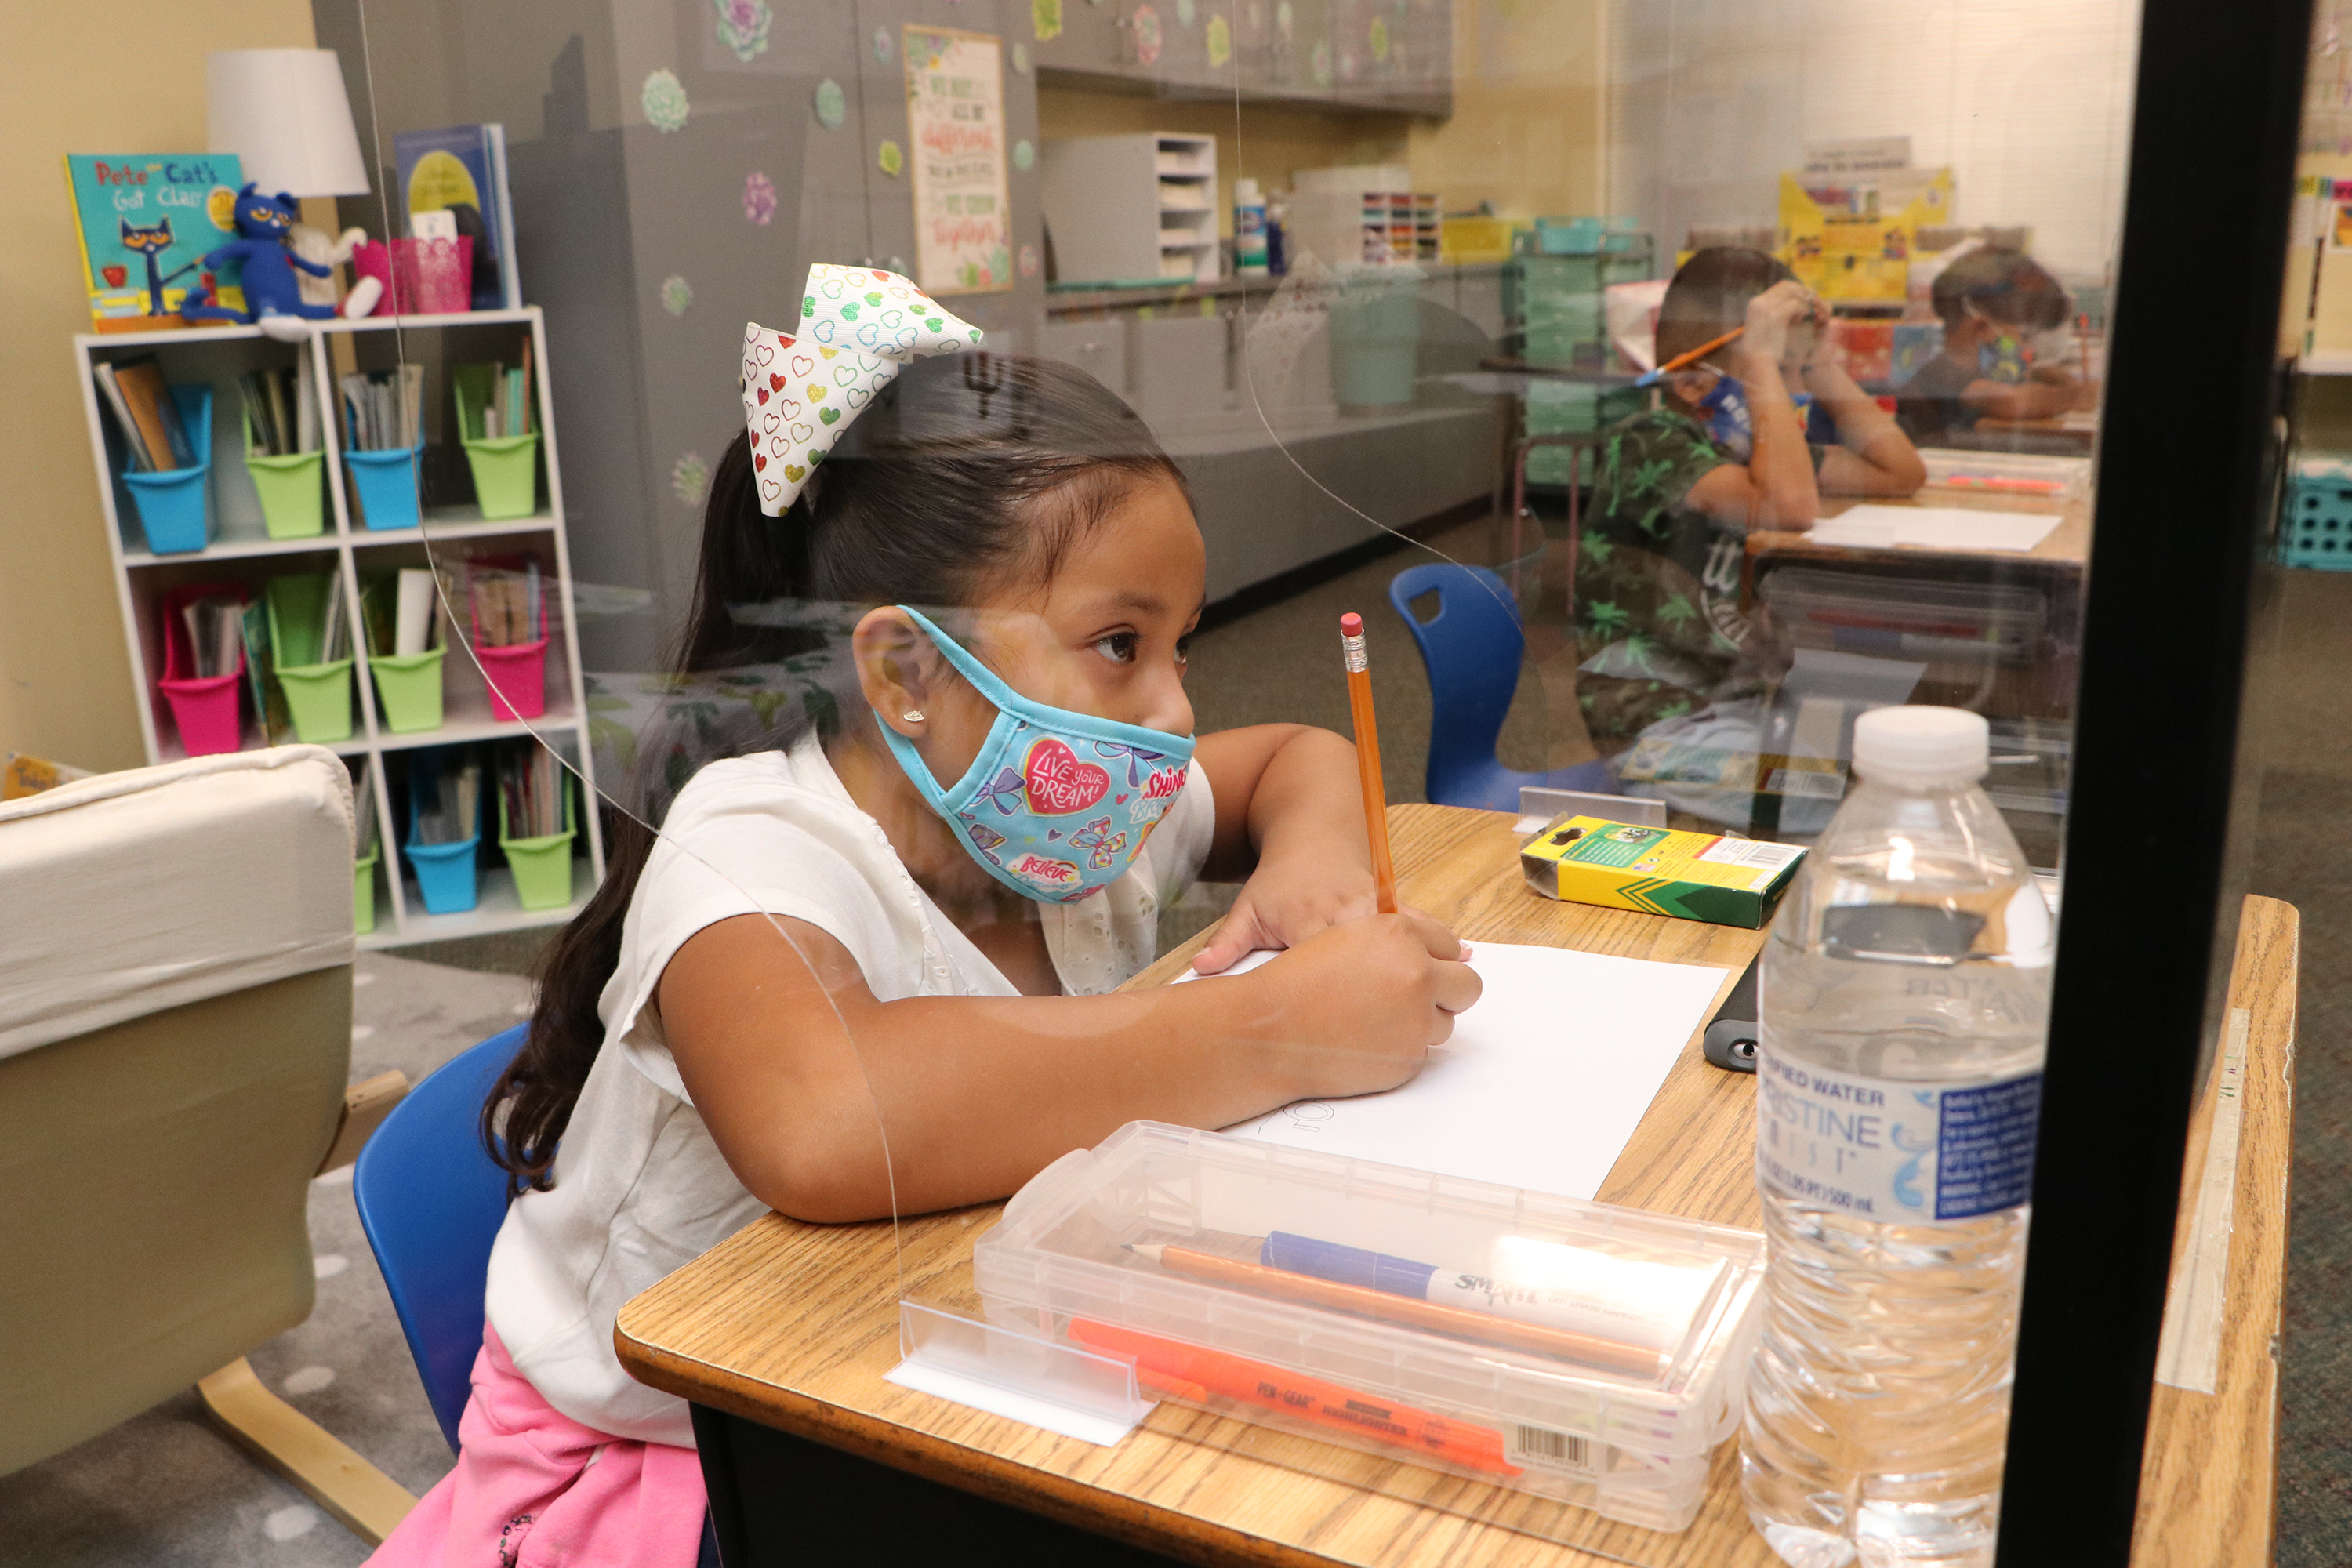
[1634,324,1744,387]
[1069,1317,1521,1475]
[1127,1243,1664,1379]
[1339,613,1398,914]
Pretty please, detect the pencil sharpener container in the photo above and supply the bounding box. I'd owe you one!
[368,648,446,733]
[975,1122,1768,1534]
[346,441,426,532]
[121,385,215,555]
[498,782,575,911]
[156,580,246,756]
[354,848,379,935]
[264,576,354,743]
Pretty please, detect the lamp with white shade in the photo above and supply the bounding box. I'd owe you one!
[206,49,380,328]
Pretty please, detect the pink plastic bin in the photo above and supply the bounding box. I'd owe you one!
[158,583,249,756]
[352,236,474,316]
[476,639,549,720]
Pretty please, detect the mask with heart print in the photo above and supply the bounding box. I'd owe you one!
[878,607,1197,903]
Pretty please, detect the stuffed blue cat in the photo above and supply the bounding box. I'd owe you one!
[181,184,338,325]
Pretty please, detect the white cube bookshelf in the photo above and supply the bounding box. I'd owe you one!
[1042,133,1221,285]
[74,307,606,948]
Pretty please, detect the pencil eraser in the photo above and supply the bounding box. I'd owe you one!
[1339,612,1363,634]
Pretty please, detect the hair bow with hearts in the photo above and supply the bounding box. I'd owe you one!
[739,263,984,516]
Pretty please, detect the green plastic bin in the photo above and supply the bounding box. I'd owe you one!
[499,783,575,911]
[245,429,325,539]
[264,575,354,742]
[453,365,543,521]
[354,850,378,935]
[368,648,446,733]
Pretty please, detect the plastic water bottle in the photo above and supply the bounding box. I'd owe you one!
[1740,706,2055,1568]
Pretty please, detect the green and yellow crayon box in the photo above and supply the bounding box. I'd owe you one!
[1519,815,1808,928]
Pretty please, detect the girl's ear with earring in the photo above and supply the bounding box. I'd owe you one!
[901,710,926,723]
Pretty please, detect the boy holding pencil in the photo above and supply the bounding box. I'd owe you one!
[1546,248,1926,745]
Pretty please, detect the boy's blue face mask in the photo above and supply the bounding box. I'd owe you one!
[1695,372,1813,463]
[878,606,1197,904]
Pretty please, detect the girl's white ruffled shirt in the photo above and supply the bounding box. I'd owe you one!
[484,732,1214,1445]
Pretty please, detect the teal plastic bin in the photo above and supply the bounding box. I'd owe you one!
[405,754,481,915]
[122,385,214,554]
[347,441,426,531]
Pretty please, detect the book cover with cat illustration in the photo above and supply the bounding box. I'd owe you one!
[64,154,245,332]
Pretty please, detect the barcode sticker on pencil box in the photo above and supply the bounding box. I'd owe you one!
[1698,836,1809,869]
[1508,1422,1603,1476]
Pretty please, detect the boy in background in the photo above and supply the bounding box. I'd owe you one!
[1895,247,2079,445]
[1544,246,1925,746]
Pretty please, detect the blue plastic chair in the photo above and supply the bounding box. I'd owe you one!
[353,1024,524,1453]
[1387,561,1620,812]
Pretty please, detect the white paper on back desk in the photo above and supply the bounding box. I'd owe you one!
[1809,504,2063,554]
[1182,942,1729,1200]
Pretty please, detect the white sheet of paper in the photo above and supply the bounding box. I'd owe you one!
[1182,942,1729,1200]
[1809,504,2063,554]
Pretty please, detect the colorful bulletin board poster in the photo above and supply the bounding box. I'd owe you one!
[903,27,1012,295]
[63,154,245,331]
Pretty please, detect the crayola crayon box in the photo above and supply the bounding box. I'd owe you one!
[1519,815,1806,927]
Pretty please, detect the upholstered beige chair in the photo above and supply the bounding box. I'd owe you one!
[0,745,413,1541]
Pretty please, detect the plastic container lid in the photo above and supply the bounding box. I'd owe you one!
[1234,177,1262,205]
[1853,705,1989,786]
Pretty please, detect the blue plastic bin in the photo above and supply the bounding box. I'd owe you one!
[405,752,481,915]
[347,441,426,532]
[122,385,214,554]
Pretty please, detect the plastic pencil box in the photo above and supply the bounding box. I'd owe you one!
[974,1122,1766,1533]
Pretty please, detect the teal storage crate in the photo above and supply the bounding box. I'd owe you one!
[2284,472,2352,570]
[121,384,214,554]
[405,752,481,915]
[347,441,426,531]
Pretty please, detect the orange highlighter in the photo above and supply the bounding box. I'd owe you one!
[1069,1317,1521,1476]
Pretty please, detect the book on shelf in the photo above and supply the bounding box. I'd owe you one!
[414,750,481,846]
[239,359,319,458]
[464,554,544,647]
[239,597,296,743]
[179,593,248,679]
[363,568,447,657]
[393,125,521,310]
[498,741,568,840]
[352,759,381,860]
[95,356,194,473]
[62,153,245,331]
[340,366,425,452]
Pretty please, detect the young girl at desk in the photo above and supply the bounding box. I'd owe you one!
[1559,246,1925,744]
[368,266,1476,1568]
[1894,246,2079,445]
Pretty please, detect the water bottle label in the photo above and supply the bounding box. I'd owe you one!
[1755,1047,2042,1221]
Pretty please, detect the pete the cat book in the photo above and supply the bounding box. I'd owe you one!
[64,154,248,331]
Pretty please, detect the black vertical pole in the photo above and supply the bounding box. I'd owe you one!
[1998,0,2311,1562]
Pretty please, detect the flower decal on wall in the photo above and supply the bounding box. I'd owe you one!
[672,452,710,506]
[878,140,904,177]
[743,171,777,226]
[660,274,693,316]
[873,26,893,61]
[1133,4,1163,66]
[641,69,689,132]
[713,0,772,62]
[1207,13,1232,67]
[1033,0,1063,41]
[814,78,846,129]
[1018,244,1040,278]
[1013,138,1036,172]
[1011,42,1032,73]
[1177,0,1195,26]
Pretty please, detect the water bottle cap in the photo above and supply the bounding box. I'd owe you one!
[1235,177,1262,205]
[1851,705,1989,786]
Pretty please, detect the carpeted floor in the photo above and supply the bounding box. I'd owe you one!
[2,535,2347,1566]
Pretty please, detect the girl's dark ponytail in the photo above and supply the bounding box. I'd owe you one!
[484,353,1181,1192]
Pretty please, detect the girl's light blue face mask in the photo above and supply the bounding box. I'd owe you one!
[878,606,1197,904]
[1696,372,1813,463]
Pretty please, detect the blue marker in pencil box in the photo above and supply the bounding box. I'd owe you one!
[1259,1232,1731,1356]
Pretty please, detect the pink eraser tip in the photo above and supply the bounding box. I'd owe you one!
[1339,612,1363,633]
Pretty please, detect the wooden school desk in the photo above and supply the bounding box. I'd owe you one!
[615,805,2296,1568]
[1747,488,2092,572]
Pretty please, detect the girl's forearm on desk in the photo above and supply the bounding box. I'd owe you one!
[660,909,1464,1221]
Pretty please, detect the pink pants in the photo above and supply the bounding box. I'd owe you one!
[366,1324,707,1568]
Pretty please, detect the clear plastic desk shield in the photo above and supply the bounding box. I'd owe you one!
[318,0,2143,1558]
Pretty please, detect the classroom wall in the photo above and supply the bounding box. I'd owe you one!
[1407,0,1608,222]
[0,0,321,773]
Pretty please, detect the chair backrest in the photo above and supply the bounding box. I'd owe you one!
[353,1024,524,1453]
[1388,563,1527,807]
